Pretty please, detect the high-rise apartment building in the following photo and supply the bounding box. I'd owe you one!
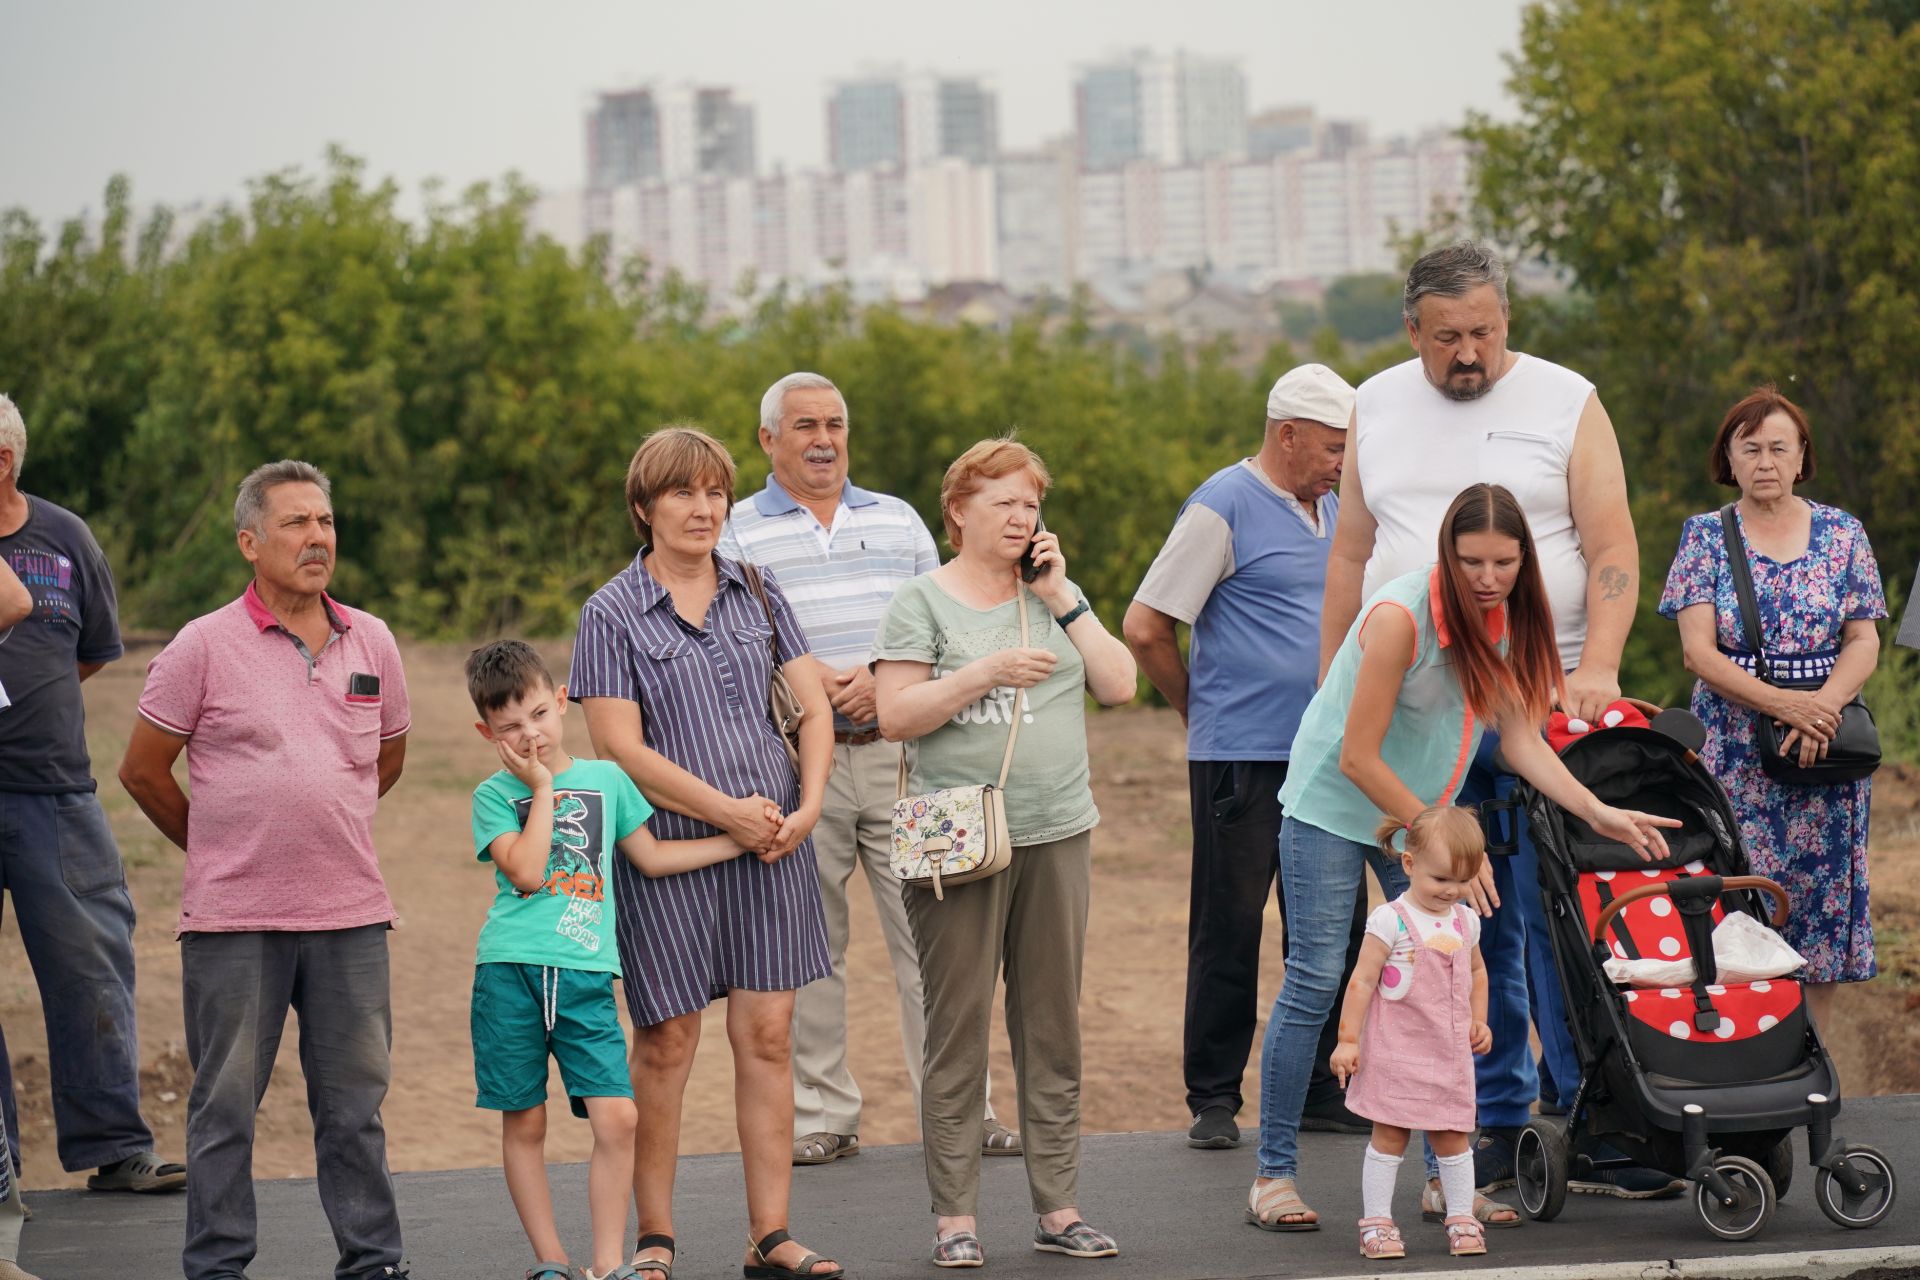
[1172,54,1247,165]
[995,143,1077,294]
[587,89,662,188]
[1075,51,1247,169]
[586,84,755,188]
[831,73,1000,171]
[1248,106,1316,160]
[829,77,907,171]
[1076,64,1142,170]
[929,78,1000,164]
[579,65,1469,302]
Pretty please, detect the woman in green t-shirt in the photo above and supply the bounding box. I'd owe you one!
[873,438,1136,1267]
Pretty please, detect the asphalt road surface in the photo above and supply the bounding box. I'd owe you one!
[17,1096,1918,1279]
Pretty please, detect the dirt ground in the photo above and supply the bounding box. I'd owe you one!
[4,639,1917,1189]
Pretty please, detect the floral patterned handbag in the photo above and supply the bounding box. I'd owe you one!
[889,591,1027,899]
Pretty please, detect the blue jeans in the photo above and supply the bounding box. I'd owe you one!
[1255,816,1410,1180]
[1457,733,1581,1128]
[0,789,154,1171]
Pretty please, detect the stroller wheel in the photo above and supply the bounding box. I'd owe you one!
[1814,1145,1896,1229]
[1515,1118,1569,1222]
[1761,1135,1794,1199]
[1695,1155,1774,1241]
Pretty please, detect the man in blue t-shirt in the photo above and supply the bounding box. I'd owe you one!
[0,395,179,1195]
[1124,364,1368,1151]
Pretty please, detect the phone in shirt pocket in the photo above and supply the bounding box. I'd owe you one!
[346,672,382,705]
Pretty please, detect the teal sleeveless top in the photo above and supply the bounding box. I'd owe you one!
[1279,568,1504,844]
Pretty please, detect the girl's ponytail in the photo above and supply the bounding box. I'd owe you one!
[1386,805,1490,879]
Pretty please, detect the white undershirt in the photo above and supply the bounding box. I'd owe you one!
[802,501,851,551]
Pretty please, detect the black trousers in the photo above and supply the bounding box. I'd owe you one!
[1183,759,1366,1116]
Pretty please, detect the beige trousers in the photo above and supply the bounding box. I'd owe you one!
[792,739,998,1136]
[905,829,1091,1217]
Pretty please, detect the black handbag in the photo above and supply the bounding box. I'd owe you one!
[1717,503,1880,785]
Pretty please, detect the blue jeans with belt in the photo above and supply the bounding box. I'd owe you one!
[1457,733,1581,1127]
[0,788,154,1171]
[1255,816,1411,1180]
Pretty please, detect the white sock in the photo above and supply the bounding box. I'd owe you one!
[1436,1149,1475,1218]
[1362,1144,1403,1220]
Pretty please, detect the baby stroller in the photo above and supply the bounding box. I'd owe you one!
[1481,701,1897,1240]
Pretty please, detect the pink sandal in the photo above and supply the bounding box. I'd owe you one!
[1357,1217,1405,1260]
[1444,1213,1487,1257]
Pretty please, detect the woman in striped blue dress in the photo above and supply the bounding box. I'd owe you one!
[572,427,841,1280]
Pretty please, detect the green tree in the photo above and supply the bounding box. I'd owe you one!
[1322,273,1405,346]
[1466,0,1920,701]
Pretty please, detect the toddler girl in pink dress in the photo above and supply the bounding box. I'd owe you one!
[1330,806,1494,1261]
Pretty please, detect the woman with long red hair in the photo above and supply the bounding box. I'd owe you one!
[1246,483,1678,1246]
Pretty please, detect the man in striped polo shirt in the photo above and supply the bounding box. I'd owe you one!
[720,372,1017,1166]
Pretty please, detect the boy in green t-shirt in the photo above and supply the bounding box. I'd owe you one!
[465,641,741,1280]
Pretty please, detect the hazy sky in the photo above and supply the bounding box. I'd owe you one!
[3,0,1529,227]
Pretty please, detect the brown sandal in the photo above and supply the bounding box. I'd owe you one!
[791,1132,858,1166]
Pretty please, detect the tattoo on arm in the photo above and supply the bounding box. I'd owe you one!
[1598,565,1631,601]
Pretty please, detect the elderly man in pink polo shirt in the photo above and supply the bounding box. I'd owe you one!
[118,460,412,1280]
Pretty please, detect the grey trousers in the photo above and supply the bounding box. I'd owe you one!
[905,830,1091,1217]
[181,925,402,1280]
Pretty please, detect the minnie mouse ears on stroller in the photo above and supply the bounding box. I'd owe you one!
[1546,697,1708,757]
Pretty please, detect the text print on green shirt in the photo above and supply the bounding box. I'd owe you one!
[511,788,607,949]
[936,670,1036,727]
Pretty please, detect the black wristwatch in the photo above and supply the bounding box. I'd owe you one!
[1054,601,1091,628]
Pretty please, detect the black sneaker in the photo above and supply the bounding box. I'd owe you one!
[1187,1106,1240,1149]
[1473,1132,1518,1191]
[1570,1158,1686,1200]
[1299,1096,1372,1135]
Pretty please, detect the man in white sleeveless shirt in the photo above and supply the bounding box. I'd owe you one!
[1320,242,1684,1212]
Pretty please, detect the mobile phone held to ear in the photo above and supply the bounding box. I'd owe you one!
[1019,513,1047,583]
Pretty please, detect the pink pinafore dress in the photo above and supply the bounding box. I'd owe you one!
[1343,899,1477,1133]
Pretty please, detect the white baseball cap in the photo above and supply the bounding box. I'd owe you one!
[1266,363,1356,429]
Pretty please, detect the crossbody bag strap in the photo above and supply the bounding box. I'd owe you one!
[895,586,1031,801]
[1717,503,1771,683]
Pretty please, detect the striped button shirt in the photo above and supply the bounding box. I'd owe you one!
[717,476,939,732]
[568,550,830,1023]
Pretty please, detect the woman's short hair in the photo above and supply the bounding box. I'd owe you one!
[624,426,737,541]
[938,437,1052,549]
[1709,384,1816,487]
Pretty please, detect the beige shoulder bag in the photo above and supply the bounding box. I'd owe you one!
[887,590,1027,900]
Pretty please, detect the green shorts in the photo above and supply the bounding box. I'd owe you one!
[471,962,633,1118]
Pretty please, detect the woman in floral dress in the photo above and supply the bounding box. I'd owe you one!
[1659,385,1887,1027]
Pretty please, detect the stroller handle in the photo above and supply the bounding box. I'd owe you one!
[1590,875,1789,945]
